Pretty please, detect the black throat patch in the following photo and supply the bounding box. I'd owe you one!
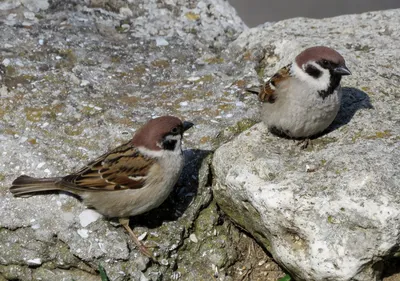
[318,72,342,99]
[163,139,177,151]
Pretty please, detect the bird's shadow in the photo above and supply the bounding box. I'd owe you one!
[130,149,212,229]
[323,87,373,134]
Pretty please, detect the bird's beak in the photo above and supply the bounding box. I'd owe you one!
[334,65,351,76]
[182,121,194,132]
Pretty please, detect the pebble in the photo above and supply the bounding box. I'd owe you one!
[79,209,102,227]
[138,232,147,241]
[155,37,169,46]
[77,229,89,239]
[27,258,42,265]
[119,7,133,17]
[80,80,90,87]
[187,76,200,81]
[2,58,10,66]
[189,233,198,243]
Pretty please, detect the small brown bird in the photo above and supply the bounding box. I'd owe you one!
[10,116,194,257]
[249,46,351,148]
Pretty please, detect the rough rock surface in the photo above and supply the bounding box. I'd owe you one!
[213,9,400,281]
[0,0,399,280]
[0,0,283,281]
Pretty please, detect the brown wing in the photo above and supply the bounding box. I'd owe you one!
[61,141,155,191]
[257,63,292,103]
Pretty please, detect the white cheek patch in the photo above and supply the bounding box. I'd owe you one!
[292,61,330,92]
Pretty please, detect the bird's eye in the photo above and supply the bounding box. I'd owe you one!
[171,127,179,134]
[322,59,329,66]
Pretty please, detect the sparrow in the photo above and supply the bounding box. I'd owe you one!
[248,46,351,148]
[10,116,194,257]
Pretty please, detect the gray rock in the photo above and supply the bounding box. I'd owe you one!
[213,9,400,281]
[0,0,399,280]
[21,0,49,12]
[0,0,263,280]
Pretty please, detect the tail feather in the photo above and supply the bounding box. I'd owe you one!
[10,175,63,196]
[246,86,261,95]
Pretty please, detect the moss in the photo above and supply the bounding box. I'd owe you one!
[351,131,363,143]
[0,173,5,182]
[64,126,83,136]
[155,81,176,87]
[118,95,139,106]
[199,136,210,144]
[110,55,121,63]
[24,107,43,122]
[308,137,337,151]
[243,51,252,61]
[214,186,272,252]
[3,128,17,135]
[55,49,77,70]
[365,130,392,139]
[185,12,200,21]
[213,118,257,147]
[233,79,246,88]
[132,65,147,75]
[236,119,257,132]
[204,57,224,64]
[194,74,214,84]
[151,59,170,68]
[28,138,37,145]
[5,74,36,89]
[255,64,265,80]
[5,65,17,76]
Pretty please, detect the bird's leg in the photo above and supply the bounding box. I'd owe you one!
[296,138,312,149]
[119,217,153,258]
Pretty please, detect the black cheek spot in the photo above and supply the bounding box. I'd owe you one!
[305,65,322,78]
[163,139,177,151]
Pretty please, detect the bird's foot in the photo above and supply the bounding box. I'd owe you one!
[119,217,154,259]
[296,138,312,149]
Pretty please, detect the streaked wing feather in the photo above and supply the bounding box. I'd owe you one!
[258,63,291,103]
[62,141,155,191]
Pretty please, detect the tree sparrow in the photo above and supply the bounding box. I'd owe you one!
[10,116,194,257]
[249,46,351,148]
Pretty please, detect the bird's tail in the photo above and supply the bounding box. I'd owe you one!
[10,175,63,196]
[246,85,261,95]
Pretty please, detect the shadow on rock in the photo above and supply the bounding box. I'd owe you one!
[133,149,213,229]
[325,87,374,133]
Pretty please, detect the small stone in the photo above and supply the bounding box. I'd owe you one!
[21,0,49,13]
[2,58,10,66]
[119,7,133,17]
[121,24,130,31]
[23,11,36,20]
[79,209,102,227]
[80,80,90,87]
[306,164,317,173]
[137,232,147,241]
[27,258,42,265]
[77,229,89,239]
[0,0,21,10]
[155,37,169,46]
[189,233,198,243]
